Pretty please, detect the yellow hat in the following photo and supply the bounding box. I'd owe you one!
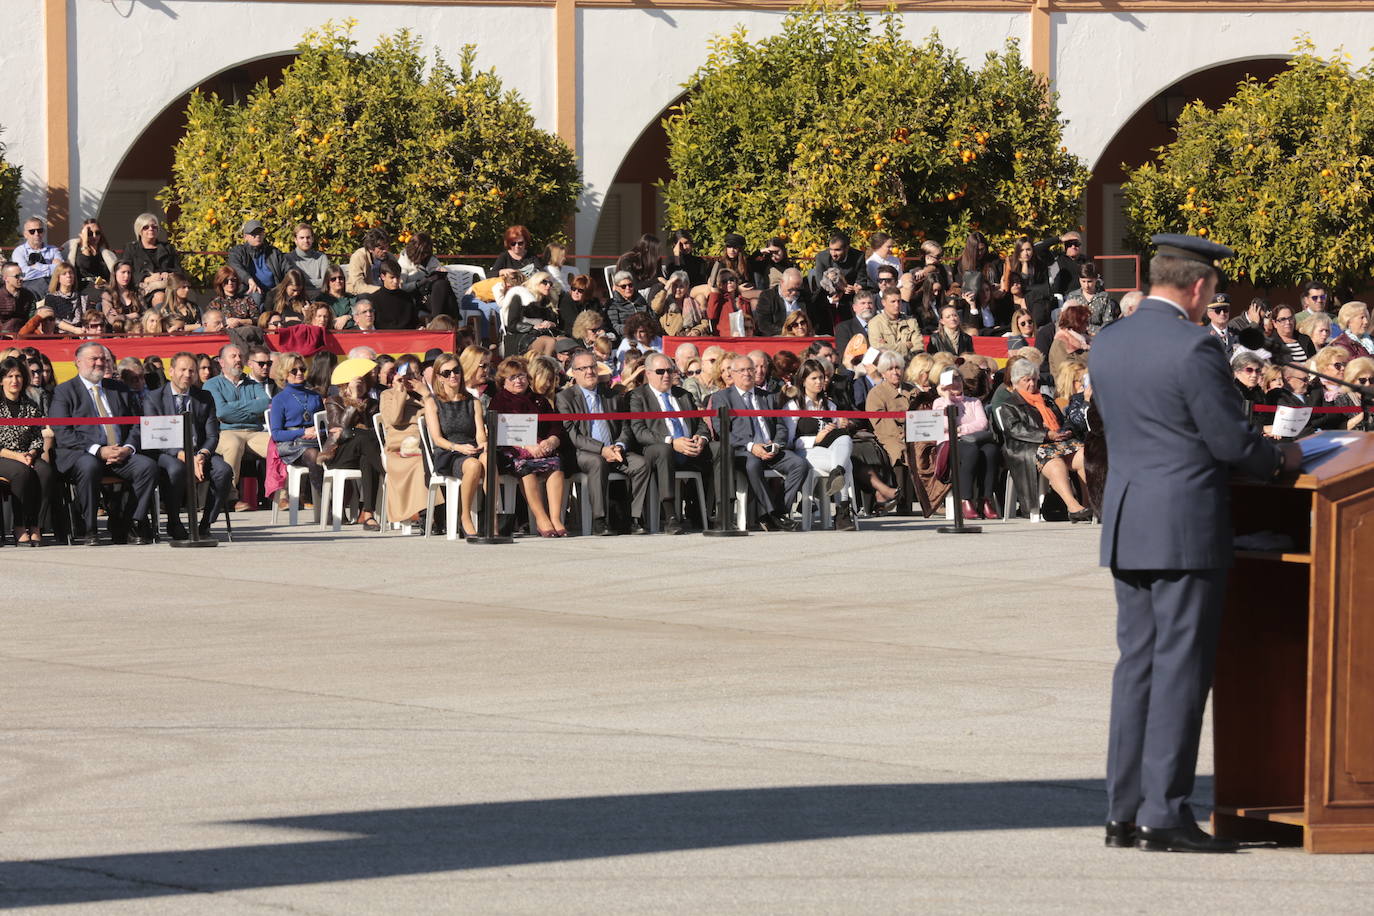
[331,356,378,386]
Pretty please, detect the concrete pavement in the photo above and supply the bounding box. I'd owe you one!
[1,514,1369,913]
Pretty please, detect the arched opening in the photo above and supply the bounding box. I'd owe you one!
[589,92,683,259]
[96,53,298,245]
[1085,57,1290,293]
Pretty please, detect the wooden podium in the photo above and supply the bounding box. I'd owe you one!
[1213,432,1374,853]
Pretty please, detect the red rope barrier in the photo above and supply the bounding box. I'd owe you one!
[537,409,906,421]
[1250,405,1363,414]
[0,416,144,426]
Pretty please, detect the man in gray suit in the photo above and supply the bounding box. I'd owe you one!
[1091,234,1301,853]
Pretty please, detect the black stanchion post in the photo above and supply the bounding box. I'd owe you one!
[468,406,513,545]
[702,404,747,538]
[937,403,981,535]
[169,410,217,548]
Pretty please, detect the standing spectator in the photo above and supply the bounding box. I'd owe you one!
[1294,281,1330,322]
[809,231,867,292]
[11,217,64,299]
[0,261,37,335]
[489,225,544,279]
[124,213,181,290]
[65,219,117,290]
[347,227,391,296]
[864,231,902,288]
[286,223,331,291]
[228,219,291,303]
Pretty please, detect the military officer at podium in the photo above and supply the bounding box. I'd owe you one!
[1090,234,1302,853]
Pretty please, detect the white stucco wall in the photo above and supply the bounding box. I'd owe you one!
[574,6,1027,253]
[1055,11,1374,171]
[0,0,50,224]
[68,0,552,222]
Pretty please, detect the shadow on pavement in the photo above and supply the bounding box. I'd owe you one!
[2,780,1110,906]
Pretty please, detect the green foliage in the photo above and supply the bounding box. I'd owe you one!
[0,128,21,241]
[661,2,1089,263]
[161,20,582,279]
[1123,44,1374,290]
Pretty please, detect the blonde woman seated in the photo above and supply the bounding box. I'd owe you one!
[782,357,858,530]
[379,354,431,528]
[423,353,487,537]
[1297,312,1332,351]
[651,270,711,337]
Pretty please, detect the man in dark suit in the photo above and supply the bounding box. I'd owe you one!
[833,290,877,352]
[753,268,833,337]
[716,355,808,531]
[1091,234,1301,854]
[628,352,714,534]
[556,350,651,535]
[807,232,869,292]
[144,352,235,540]
[50,341,159,545]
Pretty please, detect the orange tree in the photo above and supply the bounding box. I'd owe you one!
[661,2,1088,263]
[0,128,20,240]
[160,20,581,279]
[1124,47,1374,290]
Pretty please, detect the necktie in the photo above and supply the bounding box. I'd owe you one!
[175,393,188,414]
[89,383,118,447]
[661,391,686,439]
[747,392,769,442]
[589,391,612,445]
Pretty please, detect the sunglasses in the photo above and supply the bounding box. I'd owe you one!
[1063,240,1081,248]
[616,282,634,289]
[1356,376,1373,384]
[1209,306,1230,312]
[651,367,675,376]
[26,227,43,234]
[287,367,305,375]
[1238,366,1260,375]
[437,368,459,378]
[686,369,702,376]
[251,360,270,367]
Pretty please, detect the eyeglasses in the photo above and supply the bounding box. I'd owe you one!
[507,373,529,381]
[1275,316,1295,323]
[287,367,305,376]
[571,364,596,372]
[510,240,527,247]
[1332,362,1348,371]
[651,367,675,376]
[1356,376,1373,384]
[686,369,702,376]
[1238,367,1260,375]
[25,228,43,235]
[328,276,344,284]
[616,282,634,289]
[1308,294,1328,301]
[437,369,459,378]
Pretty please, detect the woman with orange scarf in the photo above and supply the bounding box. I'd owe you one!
[990,359,1092,521]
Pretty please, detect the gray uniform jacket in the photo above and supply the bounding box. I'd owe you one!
[1091,297,1280,570]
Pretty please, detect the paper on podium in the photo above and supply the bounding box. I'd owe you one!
[1272,405,1312,438]
[1297,431,1357,470]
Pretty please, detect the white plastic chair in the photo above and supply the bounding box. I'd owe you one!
[445,264,486,300]
[602,265,616,295]
[560,265,578,289]
[646,470,709,532]
[372,414,402,532]
[419,418,463,540]
[314,410,363,532]
[564,469,628,536]
[733,465,817,530]
[266,407,315,526]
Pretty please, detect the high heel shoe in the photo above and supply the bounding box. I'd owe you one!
[1068,507,1094,523]
[553,528,569,538]
[960,499,980,520]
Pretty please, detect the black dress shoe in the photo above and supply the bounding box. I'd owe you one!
[133,521,157,545]
[834,503,856,531]
[76,535,101,547]
[592,518,615,537]
[1104,820,1136,848]
[759,513,798,532]
[628,517,648,535]
[167,521,190,542]
[663,516,686,536]
[1136,823,1239,853]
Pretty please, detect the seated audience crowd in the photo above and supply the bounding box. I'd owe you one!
[1,216,1370,545]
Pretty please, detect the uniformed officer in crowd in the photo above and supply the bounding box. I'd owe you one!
[1090,234,1302,853]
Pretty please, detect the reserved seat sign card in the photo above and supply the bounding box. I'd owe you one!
[496,413,538,447]
[905,409,944,442]
[140,415,185,450]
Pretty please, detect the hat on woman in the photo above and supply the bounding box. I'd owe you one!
[331,356,378,386]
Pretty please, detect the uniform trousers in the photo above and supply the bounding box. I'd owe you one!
[1106,567,1227,829]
